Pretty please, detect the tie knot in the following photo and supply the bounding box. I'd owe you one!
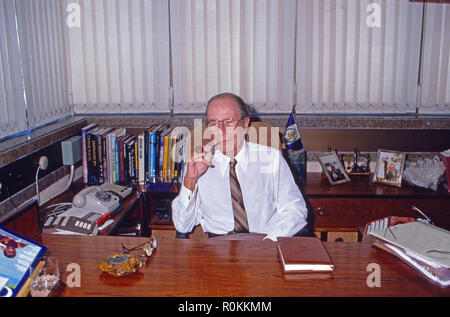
[230,159,237,169]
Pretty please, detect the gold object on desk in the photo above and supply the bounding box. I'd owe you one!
[99,254,144,277]
[98,237,157,277]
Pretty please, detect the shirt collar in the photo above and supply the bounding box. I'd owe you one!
[212,141,249,177]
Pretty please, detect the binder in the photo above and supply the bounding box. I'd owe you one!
[369,221,450,287]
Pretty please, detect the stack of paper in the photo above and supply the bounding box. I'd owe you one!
[369,221,450,287]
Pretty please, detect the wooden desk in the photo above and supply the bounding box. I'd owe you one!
[36,233,449,297]
[145,173,450,242]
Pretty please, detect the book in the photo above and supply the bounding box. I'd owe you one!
[98,127,113,183]
[126,136,137,184]
[81,123,98,184]
[106,128,127,183]
[277,237,335,273]
[118,134,132,184]
[137,132,145,185]
[0,226,47,297]
[86,127,99,184]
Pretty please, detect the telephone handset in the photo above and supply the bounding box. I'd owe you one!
[72,186,120,215]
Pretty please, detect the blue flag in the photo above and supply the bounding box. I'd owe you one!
[284,108,304,151]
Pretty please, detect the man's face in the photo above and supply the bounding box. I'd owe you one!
[206,98,249,157]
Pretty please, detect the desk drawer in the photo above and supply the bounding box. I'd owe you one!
[309,197,450,230]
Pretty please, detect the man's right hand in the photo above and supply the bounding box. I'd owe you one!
[183,144,215,191]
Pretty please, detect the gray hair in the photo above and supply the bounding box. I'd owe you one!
[206,92,250,119]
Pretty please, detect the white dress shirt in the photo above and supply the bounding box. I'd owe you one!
[172,141,308,241]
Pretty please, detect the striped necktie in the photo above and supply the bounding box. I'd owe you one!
[229,159,249,233]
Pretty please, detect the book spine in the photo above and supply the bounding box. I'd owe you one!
[178,136,186,182]
[97,133,104,184]
[152,132,158,182]
[101,133,107,183]
[162,134,169,182]
[149,132,155,182]
[158,134,164,181]
[90,132,98,184]
[167,136,173,181]
[86,132,92,184]
[124,139,131,185]
[130,138,137,183]
[170,136,176,181]
[119,137,125,183]
[115,137,120,183]
[81,124,98,184]
[144,129,149,183]
[138,133,145,185]
[82,129,89,184]
[126,141,131,185]
[134,138,138,183]
[155,130,161,181]
[108,134,115,183]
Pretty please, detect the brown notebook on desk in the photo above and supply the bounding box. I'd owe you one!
[277,237,335,273]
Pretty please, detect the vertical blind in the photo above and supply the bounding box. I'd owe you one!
[0,0,27,139]
[15,0,71,129]
[419,2,450,114]
[170,0,296,113]
[295,0,423,114]
[68,0,171,114]
[0,0,449,142]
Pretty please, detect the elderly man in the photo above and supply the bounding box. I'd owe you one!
[172,93,309,241]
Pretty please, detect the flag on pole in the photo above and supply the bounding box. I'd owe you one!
[284,106,304,151]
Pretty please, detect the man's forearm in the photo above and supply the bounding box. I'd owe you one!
[172,184,200,234]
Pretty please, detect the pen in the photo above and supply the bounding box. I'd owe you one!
[97,212,112,226]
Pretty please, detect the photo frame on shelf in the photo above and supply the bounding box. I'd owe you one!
[316,151,350,185]
[373,149,405,187]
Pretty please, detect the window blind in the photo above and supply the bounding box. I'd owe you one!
[15,0,72,128]
[0,0,27,139]
[170,0,296,113]
[419,2,450,114]
[295,0,423,114]
[68,0,171,114]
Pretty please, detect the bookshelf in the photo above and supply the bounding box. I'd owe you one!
[81,124,188,189]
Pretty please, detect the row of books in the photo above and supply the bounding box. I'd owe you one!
[81,123,189,187]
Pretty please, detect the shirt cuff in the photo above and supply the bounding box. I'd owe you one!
[263,234,278,242]
[179,183,197,201]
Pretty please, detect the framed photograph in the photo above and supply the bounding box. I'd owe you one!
[316,152,350,185]
[373,149,405,187]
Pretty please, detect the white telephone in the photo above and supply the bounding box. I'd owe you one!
[72,186,120,215]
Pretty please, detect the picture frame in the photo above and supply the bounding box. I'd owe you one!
[373,149,405,187]
[316,151,350,185]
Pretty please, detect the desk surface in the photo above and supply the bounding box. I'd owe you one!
[36,234,449,297]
